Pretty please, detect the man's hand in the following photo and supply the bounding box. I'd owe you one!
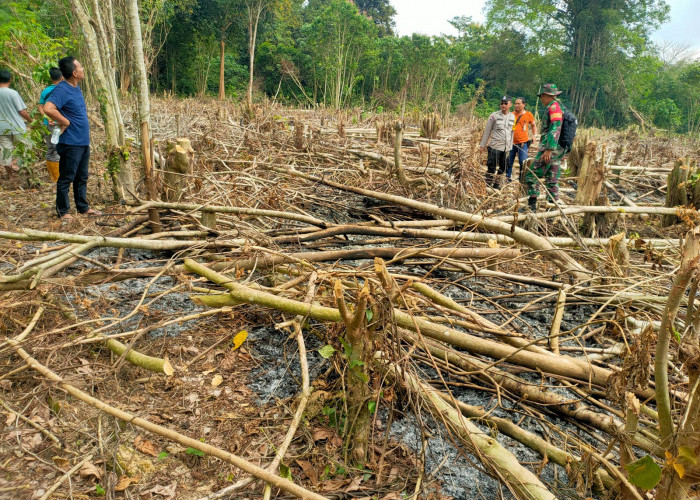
[59,121,70,133]
[480,146,486,153]
[542,149,552,164]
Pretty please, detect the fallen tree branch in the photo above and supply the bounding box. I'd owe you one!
[268,165,589,280]
[386,362,557,500]
[5,338,327,500]
[183,259,636,396]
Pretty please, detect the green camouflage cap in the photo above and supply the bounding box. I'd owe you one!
[537,83,563,96]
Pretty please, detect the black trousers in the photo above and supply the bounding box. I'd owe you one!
[56,144,90,217]
[485,146,508,188]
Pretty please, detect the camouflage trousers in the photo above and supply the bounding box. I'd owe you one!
[524,147,566,200]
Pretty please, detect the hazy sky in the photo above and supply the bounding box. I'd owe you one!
[392,0,700,53]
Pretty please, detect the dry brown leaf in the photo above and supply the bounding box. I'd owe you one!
[380,494,401,500]
[211,374,223,387]
[114,474,140,491]
[134,435,159,457]
[52,456,70,469]
[321,479,350,491]
[219,350,238,371]
[344,476,362,492]
[142,482,177,499]
[295,459,319,485]
[21,432,43,450]
[312,427,336,442]
[4,412,16,427]
[79,461,103,481]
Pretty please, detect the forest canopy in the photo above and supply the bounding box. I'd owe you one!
[1,0,699,133]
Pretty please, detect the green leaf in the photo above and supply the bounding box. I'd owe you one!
[368,400,376,415]
[279,463,292,479]
[365,309,373,322]
[185,447,205,457]
[318,345,336,358]
[158,451,169,460]
[95,484,106,496]
[624,455,662,490]
[349,359,365,369]
[678,446,698,465]
[673,329,681,343]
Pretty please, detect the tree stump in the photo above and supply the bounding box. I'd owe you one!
[337,121,346,140]
[333,280,373,464]
[576,142,608,237]
[393,121,409,187]
[567,131,590,178]
[294,121,305,151]
[607,232,630,277]
[418,142,430,167]
[375,120,390,143]
[162,138,194,202]
[663,158,689,227]
[420,113,441,139]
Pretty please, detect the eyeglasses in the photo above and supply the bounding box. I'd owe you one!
[500,102,509,105]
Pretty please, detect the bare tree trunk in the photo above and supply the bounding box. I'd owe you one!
[69,0,135,200]
[125,0,160,230]
[246,0,264,112]
[218,39,225,100]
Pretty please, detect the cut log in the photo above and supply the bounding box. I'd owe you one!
[162,138,194,202]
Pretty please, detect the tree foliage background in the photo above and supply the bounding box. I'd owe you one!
[2,0,699,134]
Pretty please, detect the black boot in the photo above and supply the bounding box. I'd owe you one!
[528,197,537,212]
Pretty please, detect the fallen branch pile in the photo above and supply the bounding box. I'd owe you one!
[2,101,700,499]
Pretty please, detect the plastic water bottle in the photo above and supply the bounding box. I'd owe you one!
[50,127,61,145]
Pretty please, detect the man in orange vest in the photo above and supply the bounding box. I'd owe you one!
[507,97,536,182]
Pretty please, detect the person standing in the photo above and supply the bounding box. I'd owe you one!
[0,69,31,178]
[480,96,514,190]
[524,84,566,212]
[38,67,63,183]
[507,97,536,183]
[43,57,101,219]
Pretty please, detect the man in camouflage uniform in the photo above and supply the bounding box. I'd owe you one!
[525,83,566,212]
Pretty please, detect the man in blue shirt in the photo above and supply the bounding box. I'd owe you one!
[44,56,101,219]
[38,67,62,183]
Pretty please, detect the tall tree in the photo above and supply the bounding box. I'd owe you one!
[68,0,135,199]
[485,0,670,123]
[301,0,377,109]
[354,0,396,37]
[126,0,160,230]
